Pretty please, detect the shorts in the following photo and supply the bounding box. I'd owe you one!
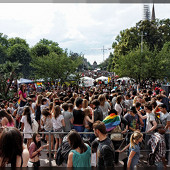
[54,127,64,138]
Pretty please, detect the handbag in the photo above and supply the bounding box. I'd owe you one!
[110,125,123,141]
[32,119,39,133]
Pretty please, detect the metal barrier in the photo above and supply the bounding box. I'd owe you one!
[21,131,170,167]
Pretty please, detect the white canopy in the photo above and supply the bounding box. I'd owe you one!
[80,76,94,87]
[96,76,108,81]
[117,77,135,83]
[17,78,33,84]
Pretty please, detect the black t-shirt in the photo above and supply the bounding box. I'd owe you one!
[97,137,115,167]
[73,109,84,125]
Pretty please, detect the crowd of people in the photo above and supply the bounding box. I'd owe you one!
[0,80,170,169]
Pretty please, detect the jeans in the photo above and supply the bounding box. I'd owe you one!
[155,162,164,170]
[84,128,90,139]
[73,125,84,137]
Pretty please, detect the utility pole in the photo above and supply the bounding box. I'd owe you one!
[102,46,111,61]
[141,31,143,53]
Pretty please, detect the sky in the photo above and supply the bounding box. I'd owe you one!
[0,3,169,64]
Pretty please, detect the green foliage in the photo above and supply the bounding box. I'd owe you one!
[114,43,170,81]
[0,33,9,47]
[0,44,8,64]
[8,44,31,78]
[8,37,29,48]
[0,61,20,99]
[31,52,80,83]
[31,44,50,57]
[113,19,170,61]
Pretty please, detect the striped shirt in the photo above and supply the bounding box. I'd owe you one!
[147,132,166,162]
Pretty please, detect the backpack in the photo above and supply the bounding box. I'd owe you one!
[32,119,39,133]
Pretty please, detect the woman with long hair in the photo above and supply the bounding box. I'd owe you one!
[41,109,53,158]
[67,130,91,167]
[52,105,65,158]
[114,95,125,116]
[98,94,111,118]
[19,84,27,107]
[28,133,48,167]
[0,110,15,127]
[35,95,43,125]
[127,131,143,169]
[21,106,34,148]
[83,108,94,139]
[0,127,29,167]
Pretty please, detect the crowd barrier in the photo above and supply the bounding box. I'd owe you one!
[21,131,170,167]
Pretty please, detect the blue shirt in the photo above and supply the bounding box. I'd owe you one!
[128,144,140,168]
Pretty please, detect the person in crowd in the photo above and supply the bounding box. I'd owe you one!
[72,98,85,133]
[67,130,91,167]
[83,108,94,139]
[158,104,170,165]
[41,109,53,157]
[137,103,157,133]
[124,93,133,112]
[41,98,48,112]
[93,120,115,167]
[82,99,89,111]
[147,124,167,169]
[0,127,29,167]
[28,133,49,167]
[62,103,73,132]
[35,95,43,129]
[0,110,15,127]
[127,131,143,169]
[21,106,34,148]
[98,94,111,118]
[91,99,103,122]
[52,105,65,158]
[124,106,143,134]
[115,95,124,116]
[68,103,74,114]
[19,84,27,107]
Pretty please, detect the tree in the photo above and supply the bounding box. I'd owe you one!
[157,42,170,80]
[0,61,20,99]
[8,37,29,48]
[112,19,170,63]
[8,44,31,78]
[0,44,7,64]
[31,52,80,83]
[0,33,9,47]
[31,44,50,57]
[114,45,161,82]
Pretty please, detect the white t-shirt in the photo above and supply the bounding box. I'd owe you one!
[52,115,64,130]
[160,112,170,131]
[99,101,111,118]
[115,103,122,116]
[21,114,34,139]
[146,112,155,132]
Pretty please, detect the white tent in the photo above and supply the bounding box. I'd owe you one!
[96,76,108,81]
[80,76,94,87]
[117,77,135,83]
[17,78,33,84]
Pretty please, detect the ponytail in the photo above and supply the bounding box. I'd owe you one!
[130,131,143,148]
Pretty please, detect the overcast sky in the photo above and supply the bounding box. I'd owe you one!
[0,3,169,64]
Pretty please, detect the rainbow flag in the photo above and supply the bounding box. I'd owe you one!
[18,98,21,105]
[103,113,121,132]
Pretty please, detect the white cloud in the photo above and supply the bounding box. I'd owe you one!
[0,3,169,64]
